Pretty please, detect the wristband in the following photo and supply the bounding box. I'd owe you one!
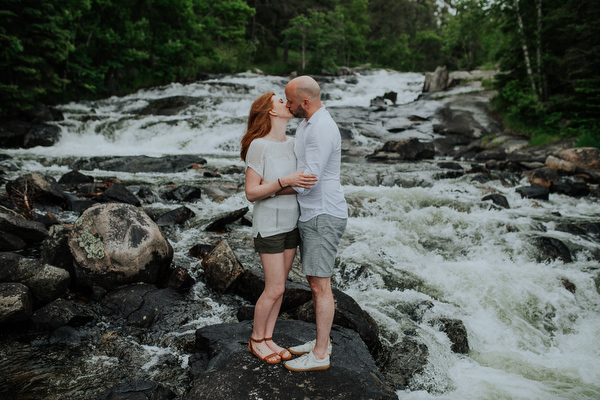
[278,178,284,188]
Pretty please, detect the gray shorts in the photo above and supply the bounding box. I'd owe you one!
[298,214,347,277]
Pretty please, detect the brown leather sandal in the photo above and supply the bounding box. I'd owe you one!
[265,337,292,361]
[249,337,281,364]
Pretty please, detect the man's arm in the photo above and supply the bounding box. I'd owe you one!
[294,133,333,195]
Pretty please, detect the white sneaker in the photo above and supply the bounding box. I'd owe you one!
[288,339,332,356]
[284,350,330,372]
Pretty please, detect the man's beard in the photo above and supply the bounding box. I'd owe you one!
[291,104,308,119]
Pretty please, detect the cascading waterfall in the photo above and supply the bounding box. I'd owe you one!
[1,70,599,399]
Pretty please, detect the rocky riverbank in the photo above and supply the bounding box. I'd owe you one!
[1,70,599,399]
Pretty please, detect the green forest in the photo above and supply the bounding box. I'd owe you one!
[1,0,598,147]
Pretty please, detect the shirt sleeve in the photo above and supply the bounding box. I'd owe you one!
[294,129,334,195]
[246,140,265,178]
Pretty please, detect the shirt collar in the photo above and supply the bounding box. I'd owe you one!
[305,106,326,124]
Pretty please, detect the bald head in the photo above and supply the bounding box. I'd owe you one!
[285,75,322,120]
[289,76,320,101]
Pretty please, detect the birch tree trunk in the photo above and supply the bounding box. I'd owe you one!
[514,0,538,98]
[535,0,546,99]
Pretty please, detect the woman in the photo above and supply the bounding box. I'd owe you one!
[240,92,317,364]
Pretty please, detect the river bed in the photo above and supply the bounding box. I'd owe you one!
[1,71,599,399]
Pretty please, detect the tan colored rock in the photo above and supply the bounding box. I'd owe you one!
[423,66,448,92]
[545,155,577,173]
[529,167,559,189]
[556,147,600,171]
[68,203,173,290]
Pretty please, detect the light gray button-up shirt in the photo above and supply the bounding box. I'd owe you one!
[293,107,348,222]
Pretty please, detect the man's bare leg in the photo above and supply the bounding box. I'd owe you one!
[308,275,334,360]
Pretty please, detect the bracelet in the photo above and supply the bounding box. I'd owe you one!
[278,178,284,188]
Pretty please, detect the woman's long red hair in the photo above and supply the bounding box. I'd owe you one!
[240,92,275,162]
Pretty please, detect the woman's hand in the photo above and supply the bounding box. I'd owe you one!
[279,171,317,189]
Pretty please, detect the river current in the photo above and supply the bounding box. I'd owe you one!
[1,71,599,399]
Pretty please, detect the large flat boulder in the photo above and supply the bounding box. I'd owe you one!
[186,319,398,400]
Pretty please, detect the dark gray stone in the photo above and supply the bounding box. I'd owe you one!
[186,319,397,400]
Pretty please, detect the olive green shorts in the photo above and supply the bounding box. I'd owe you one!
[254,228,300,254]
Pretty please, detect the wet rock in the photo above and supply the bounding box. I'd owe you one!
[201,240,244,293]
[482,194,509,209]
[429,317,469,354]
[561,277,576,293]
[370,96,387,108]
[396,300,434,323]
[474,147,507,161]
[545,155,578,174]
[516,186,549,200]
[6,173,67,210]
[367,138,435,161]
[204,207,249,232]
[0,120,61,148]
[433,136,474,158]
[97,379,176,400]
[550,181,590,197]
[156,206,195,226]
[137,187,160,203]
[20,103,64,123]
[529,167,560,189]
[452,140,484,160]
[533,237,572,263]
[0,253,70,304]
[167,266,195,291]
[187,319,397,400]
[72,155,207,173]
[189,243,216,259]
[294,287,381,355]
[470,173,495,184]
[0,231,27,251]
[34,211,60,228]
[506,139,576,163]
[99,182,141,206]
[556,223,589,238]
[58,170,95,188]
[434,170,464,180]
[101,283,184,328]
[162,185,202,202]
[437,162,463,170]
[467,164,489,174]
[134,95,199,116]
[68,203,173,290]
[40,224,75,277]
[378,335,429,390]
[0,282,33,324]
[423,66,448,92]
[433,103,489,138]
[555,147,600,171]
[31,298,95,330]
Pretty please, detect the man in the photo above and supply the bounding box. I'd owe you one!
[283,75,348,372]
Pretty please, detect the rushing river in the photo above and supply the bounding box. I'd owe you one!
[1,71,599,399]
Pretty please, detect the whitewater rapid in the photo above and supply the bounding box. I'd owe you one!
[2,70,600,399]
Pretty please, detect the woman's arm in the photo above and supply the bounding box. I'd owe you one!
[245,168,279,202]
[247,169,317,202]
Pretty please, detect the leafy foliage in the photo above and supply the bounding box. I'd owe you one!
[493,0,600,147]
[0,0,598,149]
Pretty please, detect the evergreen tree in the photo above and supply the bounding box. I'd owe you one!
[0,0,74,117]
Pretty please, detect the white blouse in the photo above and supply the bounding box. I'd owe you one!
[245,137,299,238]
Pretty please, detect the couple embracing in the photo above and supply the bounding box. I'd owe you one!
[240,76,348,371]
